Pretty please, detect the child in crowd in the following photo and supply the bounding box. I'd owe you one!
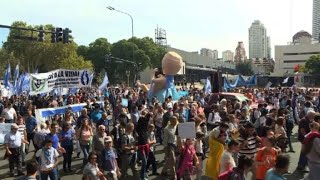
[256,137,279,180]
[146,124,159,175]
[195,132,205,180]
[177,137,200,180]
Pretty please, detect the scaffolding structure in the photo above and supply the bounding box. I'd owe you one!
[155,25,167,47]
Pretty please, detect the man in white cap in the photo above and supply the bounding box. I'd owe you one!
[4,123,29,176]
[162,104,173,128]
[101,136,121,180]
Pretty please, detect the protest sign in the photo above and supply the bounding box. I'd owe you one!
[265,81,272,89]
[29,69,93,95]
[121,98,128,107]
[178,122,196,139]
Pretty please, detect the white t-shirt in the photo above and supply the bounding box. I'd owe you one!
[83,162,100,180]
[2,108,16,120]
[36,147,59,171]
[207,112,221,125]
[220,150,236,174]
[275,124,287,138]
[195,139,203,154]
[254,109,261,119]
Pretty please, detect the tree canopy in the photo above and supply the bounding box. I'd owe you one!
[79,37,166,83]
[235,61,254,76]
[0,21,166,83]
[0,21,93,74]
[305,55,320,74]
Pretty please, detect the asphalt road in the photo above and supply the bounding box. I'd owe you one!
[0,126,308,180]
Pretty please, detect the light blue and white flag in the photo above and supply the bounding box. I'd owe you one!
[69,88,78,95]
[17,73,30,95]
[282,77,289,84]
[89,72,94,86]
[13,64,19,92]
[99,72,109,91]
[204,77,211,94]
[3,64,11,88]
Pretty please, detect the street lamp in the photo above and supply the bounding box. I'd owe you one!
[106,6,134,64]
[126,70,130,86]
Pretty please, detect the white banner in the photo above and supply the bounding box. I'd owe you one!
[35,101,103,123]
[29,69,92,95]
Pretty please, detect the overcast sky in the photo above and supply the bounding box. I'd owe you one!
[0,0,313,58]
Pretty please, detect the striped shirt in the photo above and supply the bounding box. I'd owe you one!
[239,119,249,127]
[18,124,26,139]
[238,135,258,158]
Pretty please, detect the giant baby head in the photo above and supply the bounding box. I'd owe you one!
[162,51,183,75]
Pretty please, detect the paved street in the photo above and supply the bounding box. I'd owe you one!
[0,126,308,180]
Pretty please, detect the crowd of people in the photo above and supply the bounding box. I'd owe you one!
[1,85,320,180]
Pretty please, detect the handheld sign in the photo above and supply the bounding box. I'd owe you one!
[121,98,128,107]
[178,122,196,139]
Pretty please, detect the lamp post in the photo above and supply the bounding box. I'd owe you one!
[126,70,130,86]
[107,6,134,64]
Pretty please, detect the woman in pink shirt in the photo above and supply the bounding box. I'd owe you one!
[176,137,200,180]
[77,118,93,167]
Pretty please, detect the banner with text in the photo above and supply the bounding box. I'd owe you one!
[29,69,92,95]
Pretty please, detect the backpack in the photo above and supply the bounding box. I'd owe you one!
[118,134,130,154]
[218,168,242,180]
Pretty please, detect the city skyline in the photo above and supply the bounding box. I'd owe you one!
[249,20,269,59]
[0,0,312,57]
[313,0,320,40]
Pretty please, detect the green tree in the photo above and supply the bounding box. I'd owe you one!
[235,61,254,76]
[110,40,149,83]
[298,65,306,73]
[0,48,19,77]
[2,21,92,72]
[77,45,89,58]
[86,38,111,73]
[130,37,166,68]
[305,55,320,74]
[47,43,93,70]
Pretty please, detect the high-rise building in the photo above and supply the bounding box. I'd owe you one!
[273,31,319,76]
[313,0,320,40]
[249,20,268,59]
[213,50,218,60]
[267,36,271,59]
[200,48,218,59]
[234,42,247,62]
[222,50,234,62]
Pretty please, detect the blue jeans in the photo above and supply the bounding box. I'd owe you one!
[298,150,308,169]
[146,151,157,173]
[137,150,147,179]
[40,167,58,180]
[81,144,90,166]
[62,145,73,170]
